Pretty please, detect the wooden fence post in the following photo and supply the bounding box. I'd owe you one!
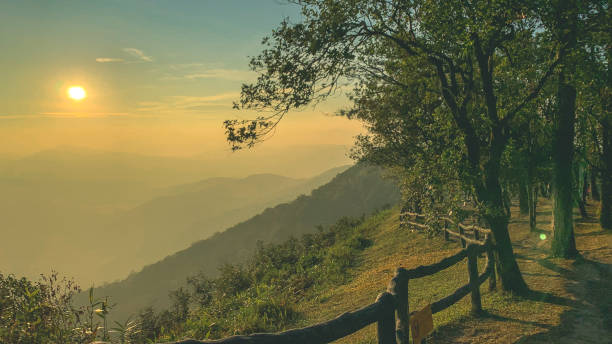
[486,235,497,291]
[443,221,449,241]
[474,228,480,241]
[467,245,482,315]
[388,270,409,344]
[459,225,466,248]
[376,292,397,344]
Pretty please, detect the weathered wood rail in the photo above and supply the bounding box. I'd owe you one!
[400,212,490,247]
[164,213,496,344]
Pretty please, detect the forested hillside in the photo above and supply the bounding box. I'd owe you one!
[92,166,350,280]
[0,147,349,284]
[90,163,400,321]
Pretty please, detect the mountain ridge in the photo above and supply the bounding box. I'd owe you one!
[91,163,401,321]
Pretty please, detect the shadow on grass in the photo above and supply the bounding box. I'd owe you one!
[426,257,611,343]
[575,229,608,237]
[534,258,575,278]
[523,289,578,308]
[515,258,612,343]
[480,310,553,329]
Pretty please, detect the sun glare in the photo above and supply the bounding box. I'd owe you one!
[67,86,86,101]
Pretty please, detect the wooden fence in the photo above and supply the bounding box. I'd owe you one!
[165,213,496,344]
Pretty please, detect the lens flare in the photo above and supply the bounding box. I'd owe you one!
[539,233,547,240]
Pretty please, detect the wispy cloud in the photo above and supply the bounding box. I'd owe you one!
[137,92,239,114]
[123,48,153,62]
[161,63,256,82]
[183,68,255,81]
[169,63,206,70]
[95,57,124,63]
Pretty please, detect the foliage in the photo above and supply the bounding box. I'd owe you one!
[90,164,400,322]
[225,0,610,291]
[0,272,113,344]
[0,211,375,344]
[138,211,387,342]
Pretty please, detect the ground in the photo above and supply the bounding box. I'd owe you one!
[296,199,612,343]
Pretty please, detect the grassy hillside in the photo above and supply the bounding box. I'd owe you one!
[91,164,401,321]
[294,200,612,343]
[118,196,610,343]
[4,196,609,343]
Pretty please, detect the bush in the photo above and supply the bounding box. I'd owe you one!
[142,213,382,342]
[0,272,112,344]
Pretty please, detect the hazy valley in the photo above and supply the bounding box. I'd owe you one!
[0,144,353,284]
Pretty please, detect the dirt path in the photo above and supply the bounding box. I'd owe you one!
[430,201,612,343]
[516,207,612,344]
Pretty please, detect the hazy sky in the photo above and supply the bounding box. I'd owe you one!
[0,0,361,157]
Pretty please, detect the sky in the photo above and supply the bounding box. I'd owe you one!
[0,0,362,157]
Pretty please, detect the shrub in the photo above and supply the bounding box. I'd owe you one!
[0,272,112,344]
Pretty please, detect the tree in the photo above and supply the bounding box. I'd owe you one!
[542,0,580,257]
[537,0,609,247]
[226,0,574,294]
[169,287,190,324]
[138,306,160,342]
[585,2,612,230]
[503,104,552,232]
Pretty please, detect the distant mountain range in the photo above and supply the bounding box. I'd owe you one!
[91,163,401,321]
[92,166,350,280]
[0,145,352,284]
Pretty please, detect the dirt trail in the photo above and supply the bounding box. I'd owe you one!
[430,201,612,343]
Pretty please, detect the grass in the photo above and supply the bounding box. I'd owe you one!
[291,199,612,343]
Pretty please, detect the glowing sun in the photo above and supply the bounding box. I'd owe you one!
[67,86,86,100]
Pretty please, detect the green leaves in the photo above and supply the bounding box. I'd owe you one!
[0,272,111,344]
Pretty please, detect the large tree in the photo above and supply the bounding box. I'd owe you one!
[544,0,580,257]
[227,1,566,294]
[578,15,612,230]
[587,2,612,230]
[536,0,609,252]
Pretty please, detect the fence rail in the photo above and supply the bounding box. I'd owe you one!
[165,212,496,344]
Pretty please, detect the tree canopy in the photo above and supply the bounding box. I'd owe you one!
[226,0,610,294]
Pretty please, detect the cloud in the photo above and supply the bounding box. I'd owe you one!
[169,63,206,70]
[95,57,124,63]
[123,48,153,62]
[161,66,256,82]
[184,69,255,81]
[136,92,239,114]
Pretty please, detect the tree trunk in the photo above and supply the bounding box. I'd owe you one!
[551,76,578,257]
[582,170,589,205]
[590,168,600,201]
[601,118,612,230]
[480,134,529,294]
[543,183,551,199]
[574,163,588,218]
[471,38,528,294]
[502,183,512,218]
[528,182,538,231]
[519,180,529,216]
[487,207,529,293]
[527,141,538,231]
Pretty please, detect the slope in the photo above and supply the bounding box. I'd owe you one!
[93,166,350,280]
[92,163,401,321]
[292,200,612,343]
[0,145,350,284]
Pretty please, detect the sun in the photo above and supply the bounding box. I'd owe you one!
[67,86,86,101]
